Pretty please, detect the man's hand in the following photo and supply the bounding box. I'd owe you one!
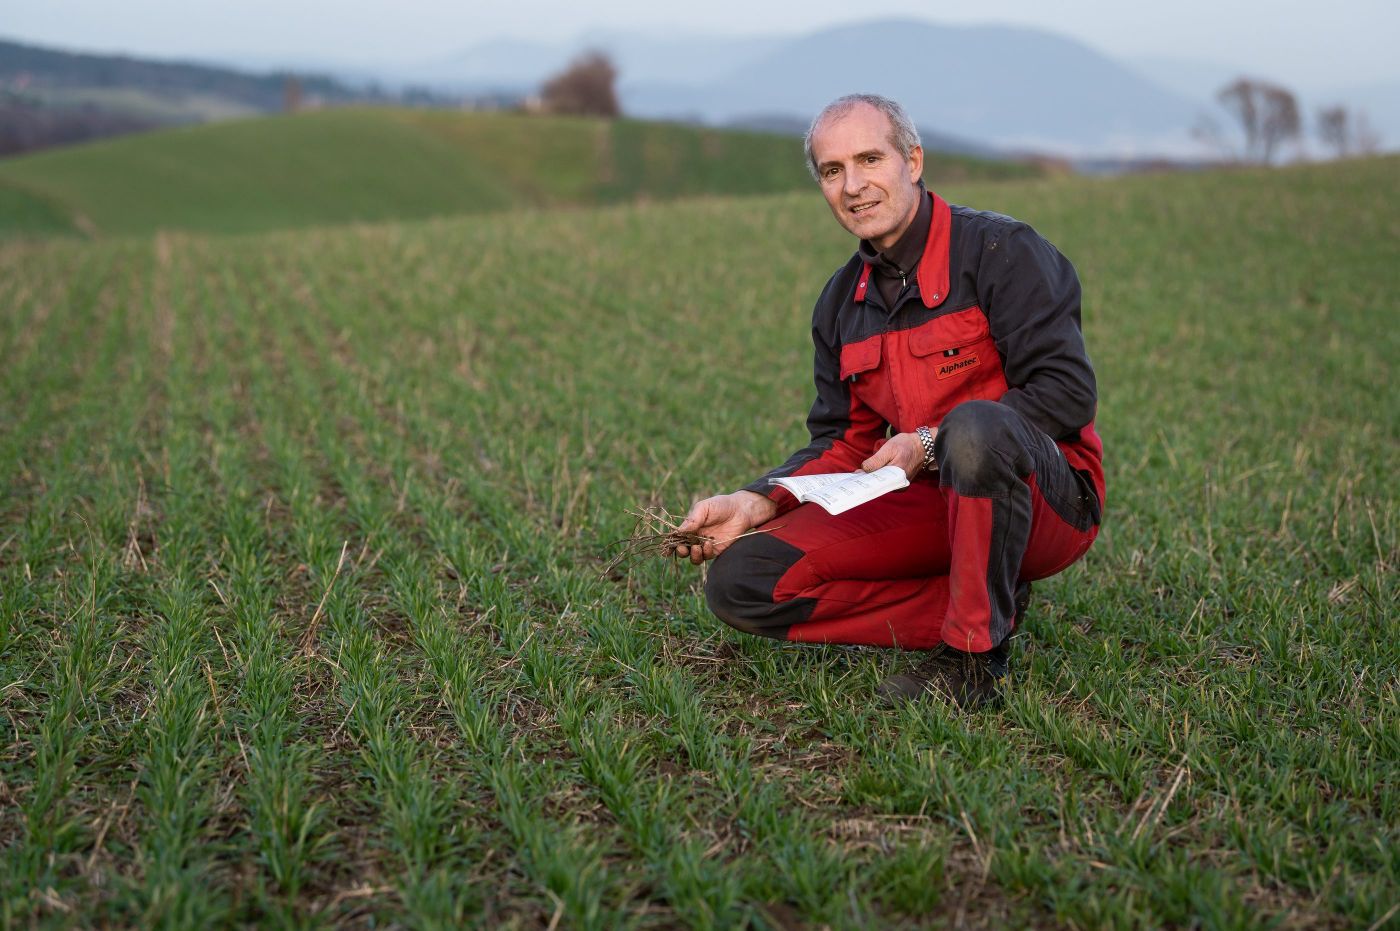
[861,430,930,479]
[672,491,778,565]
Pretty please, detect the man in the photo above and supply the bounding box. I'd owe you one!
[672,94,1104,710]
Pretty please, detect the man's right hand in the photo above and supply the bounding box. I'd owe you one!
[672,491,779,565]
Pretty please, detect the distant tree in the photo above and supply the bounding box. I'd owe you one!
[1216,77,1300,164]
[539,51,620,118]
[1316,105,1350,158]
[1315,104,1384,159]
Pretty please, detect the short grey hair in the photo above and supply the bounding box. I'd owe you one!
[803,94,922,181]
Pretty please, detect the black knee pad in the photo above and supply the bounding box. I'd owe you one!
[936,400,1026,493]
[703,532,806,640]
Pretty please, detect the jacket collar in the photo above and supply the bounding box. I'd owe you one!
[858,185,930,278]
[854,189,951,309]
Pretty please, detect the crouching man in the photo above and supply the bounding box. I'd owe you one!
[672,94,1105,711]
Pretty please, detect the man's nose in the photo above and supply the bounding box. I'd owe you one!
[843,165,867,197]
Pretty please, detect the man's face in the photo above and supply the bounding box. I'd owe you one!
[810,103,924,252]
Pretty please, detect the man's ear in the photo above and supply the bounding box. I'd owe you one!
[908,144,924,182]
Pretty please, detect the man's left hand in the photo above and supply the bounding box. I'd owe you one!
[861,431,930,479]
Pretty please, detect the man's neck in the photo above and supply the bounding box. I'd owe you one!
[858,185,930,309]
[860,185,930,273]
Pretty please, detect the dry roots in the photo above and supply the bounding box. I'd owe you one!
[604,506,710,574]
[604,506,780,575]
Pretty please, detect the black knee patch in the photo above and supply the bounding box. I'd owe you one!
[704,531,810,639]
[936,400,1027,494]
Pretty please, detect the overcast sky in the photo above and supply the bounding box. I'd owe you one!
[4,0,1396,91]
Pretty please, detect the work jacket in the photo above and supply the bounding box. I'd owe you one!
[745,189,1106,516]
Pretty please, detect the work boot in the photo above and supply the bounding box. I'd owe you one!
[876,583,1029,710]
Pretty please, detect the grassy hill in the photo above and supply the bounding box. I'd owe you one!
[1,156,1393,927]
[0,107,1035,238]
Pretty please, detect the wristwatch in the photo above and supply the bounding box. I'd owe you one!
[916,426,938,471]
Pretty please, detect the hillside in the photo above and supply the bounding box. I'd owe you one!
[0,156,1394,927]
[0,107,1035,238]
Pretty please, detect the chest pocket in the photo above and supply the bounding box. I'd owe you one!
[838,336,897,426]
[909,306,990,360]
[902,306,1008,429]
[839,337,880,381]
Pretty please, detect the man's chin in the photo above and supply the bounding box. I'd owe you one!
[844,213,892,243]
[862,221,900,248]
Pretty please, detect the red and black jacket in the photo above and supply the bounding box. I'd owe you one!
[744,189,1106,516]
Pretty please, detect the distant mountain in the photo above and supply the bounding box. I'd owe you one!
[621,20,1203,157]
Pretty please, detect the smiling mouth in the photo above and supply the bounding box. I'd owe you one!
[849,201,880,215]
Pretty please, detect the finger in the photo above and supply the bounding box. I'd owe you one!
[689,545,706,565]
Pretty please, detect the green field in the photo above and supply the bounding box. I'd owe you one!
[0,155,1396,928]
[0,107,1034,240]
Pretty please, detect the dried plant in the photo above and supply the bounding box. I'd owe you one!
[603,505,707,574]
[603,505,782,575]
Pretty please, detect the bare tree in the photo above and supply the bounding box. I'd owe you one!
[1217,78,1301,164]
[539,51,620,118]
[1316,105,1350,158]
[1316,104,1384,159]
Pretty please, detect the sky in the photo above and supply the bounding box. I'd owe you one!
[3,0,1397,92]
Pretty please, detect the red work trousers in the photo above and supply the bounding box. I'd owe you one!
[704,400,1102,653]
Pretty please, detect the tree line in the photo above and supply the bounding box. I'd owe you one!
[1197,77,1381,164]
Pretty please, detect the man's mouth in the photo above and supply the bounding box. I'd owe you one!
[849,201,880,215]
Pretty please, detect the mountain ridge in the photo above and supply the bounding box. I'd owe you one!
[620,20,1203,157]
